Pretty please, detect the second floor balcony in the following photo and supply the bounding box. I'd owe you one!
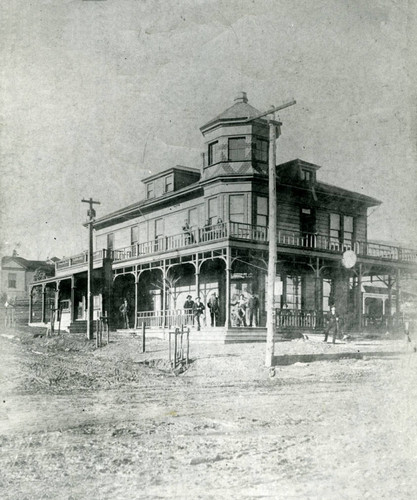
[112,221,417,265]
[54,222,417,274]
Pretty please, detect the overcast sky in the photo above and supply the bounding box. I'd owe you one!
[1,0,416,260]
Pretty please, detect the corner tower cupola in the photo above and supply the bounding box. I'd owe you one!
[199,93,270,181]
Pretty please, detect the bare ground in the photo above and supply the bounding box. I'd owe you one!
[0,327,416,500]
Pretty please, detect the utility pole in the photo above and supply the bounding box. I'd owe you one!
[82,197,101,340]
[245,99,296,368]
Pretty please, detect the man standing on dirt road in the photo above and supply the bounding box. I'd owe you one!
[324,305,339,343]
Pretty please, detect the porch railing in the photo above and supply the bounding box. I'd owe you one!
[136,309,194,329]
[275,309,329,329]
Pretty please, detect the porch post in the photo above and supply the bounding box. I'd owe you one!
[29,286,33,323]
[55,280,61,310]
[41,284,46,323]
[134,273,139,329]
[314,258,321,328]
[162,261,167,329]
[387,274,393,328]
[395,268,401,326]
[195,259,200,299]
[225,248,231,328]
[71,276,76,322]
[357,264,362,331]
[314,258,320,310]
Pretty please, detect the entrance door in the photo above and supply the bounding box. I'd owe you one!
[300,207,316,247]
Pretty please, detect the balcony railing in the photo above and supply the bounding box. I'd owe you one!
[113,221,268,261]
[56,222,417,271]
[113,223,417,264]
[56,248,112,271]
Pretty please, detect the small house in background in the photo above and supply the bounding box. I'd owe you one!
[1,255,55,303]
[30,93,417,338]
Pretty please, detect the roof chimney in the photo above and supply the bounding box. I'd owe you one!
[234,92,248,104]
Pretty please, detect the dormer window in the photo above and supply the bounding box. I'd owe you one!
[146,182,155,199]
[208,141,219,166]
[254,139,268,163]
[164,174,173,193]
[301,169,313,182]
[228,137,246,161]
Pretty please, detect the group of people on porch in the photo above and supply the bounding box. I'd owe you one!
[183,291,260,330]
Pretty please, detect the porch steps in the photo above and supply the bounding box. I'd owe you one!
[68,320,97,334]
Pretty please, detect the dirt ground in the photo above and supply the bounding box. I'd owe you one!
[1,326,417,500]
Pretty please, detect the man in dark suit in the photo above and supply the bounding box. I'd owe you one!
[207,292,220,327]
[193,297,205,331]
[324,305,339,343]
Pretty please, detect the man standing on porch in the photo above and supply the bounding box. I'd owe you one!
[184,295,194,326]
[207,292,219,327]
[193,297,205,331]
[119,298,130,329]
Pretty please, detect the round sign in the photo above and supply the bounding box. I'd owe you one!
[342,250,357,269]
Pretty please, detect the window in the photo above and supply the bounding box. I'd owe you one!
[322,279,331,311]
[208,197,218,224]
[301,169,312,182]
[254,139,268,162]
[155,218,164,239]
[229,194,245,223]
[164,175,173,193]
[146,182,155,199]
[228,137,246,161]
[155,218,164,250]
[138,222,147,244]
[208,141,219,165]
[256,196,268,227]
[286,276,301,310]
[107,233,114,250]
[131,226,138,245]
[8,273,17,289]
[343,216,354,250]
[330,213,341,248]
[188,208,198,228]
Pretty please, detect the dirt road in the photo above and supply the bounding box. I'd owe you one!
[1,328,416,499]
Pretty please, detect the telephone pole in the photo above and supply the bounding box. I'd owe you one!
[82,197,101,340]
[245,99,296,368]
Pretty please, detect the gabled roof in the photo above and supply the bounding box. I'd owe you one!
[200,92,264,132]
[1,256,54,271]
